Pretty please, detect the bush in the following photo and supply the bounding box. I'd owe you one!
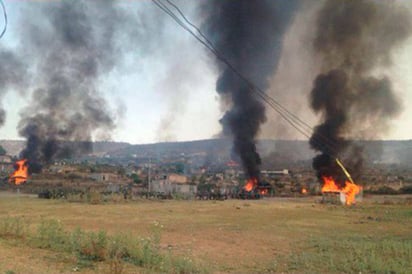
[399,185,412,194]
[66,192,84,203]
[71,228,107,262]
[38,190,52,199]
[0,216,29,239]
[287,237,412,273]
[37,188,71,199]
[369,186,398,195]
[31,219,69,251]
[104,193,125,203]
[1,218,202,273]
[86,190,103,204]
[107,234,131,273]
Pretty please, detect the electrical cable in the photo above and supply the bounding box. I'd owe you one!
[0,0,7,39]
[152,0,341,157]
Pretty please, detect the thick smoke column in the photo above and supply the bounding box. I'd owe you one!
[310,0,411,185]
[17,0,131,172]
[202,0,299,180]
[0,50,27,126]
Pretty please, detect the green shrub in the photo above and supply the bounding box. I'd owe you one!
[71,228,108,263]
[83,230,107,261]
[87,191,103,204]
[170,256,200,274]
[1,218,202,273]
[369,186,398,195]
[399,185,412,194]
[105,193,124,203]
[0,216,29,239]
[109,254,124,274]
[107,234,130,274]
[287,237,412,273]
[66,193,84,203]
[31,219,68,251]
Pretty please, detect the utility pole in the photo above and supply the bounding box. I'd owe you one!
[148,157,151,193]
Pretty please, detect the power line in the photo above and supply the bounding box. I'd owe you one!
[158,0,317,139]
[151,0,341,156]
[0,0,7,39]
[162,0,319,138]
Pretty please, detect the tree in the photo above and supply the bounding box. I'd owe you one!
[175,162,184,174]
[117,167,126,176]
[131,173,142,184]
[0,145,6,156]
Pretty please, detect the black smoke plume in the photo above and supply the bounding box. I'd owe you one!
[310,0,411,186]
[0,49,27,126]
[17,0,133,173]
[202,0,299,180]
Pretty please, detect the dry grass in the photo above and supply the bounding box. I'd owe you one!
[0,192,411,273]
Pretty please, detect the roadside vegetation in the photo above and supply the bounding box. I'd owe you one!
[0,216,203,273]
[0,193,411,273]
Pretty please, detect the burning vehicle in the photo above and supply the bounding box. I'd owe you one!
[239,177,271,199]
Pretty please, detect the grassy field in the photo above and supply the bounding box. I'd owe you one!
[0,192,411,273]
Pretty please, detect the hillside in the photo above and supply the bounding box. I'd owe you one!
[0,140,130,157]
[0,140,25,156]
[106,139,412,166]
[1,139,411,165]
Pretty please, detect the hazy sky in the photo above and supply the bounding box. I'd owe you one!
[0,0,411,144]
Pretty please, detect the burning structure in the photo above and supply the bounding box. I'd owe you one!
[9,159,28,185]
[320,159,361,205]
[309,0,411,205]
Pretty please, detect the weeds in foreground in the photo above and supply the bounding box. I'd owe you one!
[0,217,205,273]
[66,192,128,204]
[0,216,29,239]
[31,219,68,251]
[285,237,412,274]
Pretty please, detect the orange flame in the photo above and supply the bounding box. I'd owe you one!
[259,188,268,195]
[321,176,360,205]
[321,176,340,193]
[9,159,28,185]
[301,188,307,194]
[244,177,258,192]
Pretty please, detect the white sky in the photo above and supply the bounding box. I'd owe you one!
[0,0,411,144]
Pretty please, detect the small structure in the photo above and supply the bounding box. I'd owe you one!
[151,173,197,197]
[0,155,13,173]
[321,188,363,205]
[49,165,77,174]
[261,169,289,176]
[321,191,342,204]
[9,159,28,185]
[89,173,120,182]
[106,183,120,193]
